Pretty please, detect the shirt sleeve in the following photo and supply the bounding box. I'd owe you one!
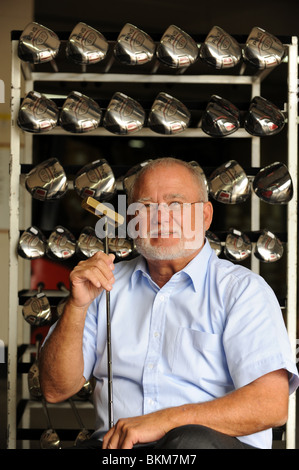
[222,272,299,394]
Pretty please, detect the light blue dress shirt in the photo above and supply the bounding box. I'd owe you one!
[82,240,298,449]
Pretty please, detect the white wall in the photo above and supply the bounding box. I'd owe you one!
[0,0,33,344]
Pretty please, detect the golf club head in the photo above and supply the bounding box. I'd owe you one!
[18,226,47,259]
[156,25,199,68]
[209,160,251,204]
[254,229,284,262]
[201,95,240,137]
[244,96,285,137]
[25,158,68,201]
[66,22,109,64]
[47,226,76,260]
[224,229,252,261]
[22,284,51,326]
[117,159,153,192]
[60,91,102,133]
[114,23,155,65]
[76,226,104,258]
[253,162,293,204]
[189,161,209,194]
[199,26,242,69]
[18,22,60,64]
[206,230,222,256]
[103,92,145,135]
[18,91,59,133]
[108,237,134,259]
[74,429,92,446]
[75,380,93,399]
[28,362,42,399]
[74,159,116,200]
[40,429,61,449]
[148,92,191,135]
[243,27,285,69]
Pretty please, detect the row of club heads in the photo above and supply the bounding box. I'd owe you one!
[18,225,136,262]
[18,22,286,71]
[28,352,92,448]
[23,156,293,206]
[207,229,284,263]
[18,90,285,138]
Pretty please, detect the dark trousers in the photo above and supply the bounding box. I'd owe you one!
[72,425,258,449]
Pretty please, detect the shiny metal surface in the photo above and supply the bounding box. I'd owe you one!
[18,226,47,259]
[103,92,145,135]
[156,24,199,68]
[254,230,284,263]
[201,95,240,137]
[18,22,60,63]
[17,91,59,133]
[22,283,52,326]
[40,399,61,449]
[189,160,209,194]
[114,23,155,65]
[117,159,153,192]
[148,92,191,135]
[25,157,68,201]
[66,22,109,64]
[76,226,104,258]
[60,91,102,133]
[209,160,251,204]
[206,231,222,256]
[47,226,76,259]
[27,362,42,399]
[74,159,116,200]
[243,26,285,69]
[253,162,293,204]
[108,237,134,258]
[224,229,252,261]
[199,26,242,69]
[244,96,285,136]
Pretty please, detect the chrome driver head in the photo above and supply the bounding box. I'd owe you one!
[148,92,191,135]
[201,95,240,137]
[254,230,284,263]
[66,22,109,64]
[76,226,104,258]
[253,162,293,204]
[18,91,59,133]
[60,91,102,133]
[114,23,155,65]
[18,22,60,64]
[25,158,68,201]
[74,159,116,200]
[108,237,134,259]
[244,96,285,137]
[18,226,47,260]
[209,160,251,204]
[47,226,76,260]
[199,26,242,69]
[224,228,252,261]
[206,231,222,256]
[22,283,51,326]
[156,24,199,68]
[243,26,285,69]
[103,92,145,135]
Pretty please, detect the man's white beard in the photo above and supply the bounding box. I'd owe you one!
[134,236,200,260]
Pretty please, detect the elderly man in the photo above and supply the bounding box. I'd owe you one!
[39,157,298,449]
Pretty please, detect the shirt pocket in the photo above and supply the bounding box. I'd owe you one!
[171,328,231,393]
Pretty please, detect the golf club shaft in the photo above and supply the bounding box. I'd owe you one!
[41,397,53,429]
[104,220,114,429]
[69,398,85,429]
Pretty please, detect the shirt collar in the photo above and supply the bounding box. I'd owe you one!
[131,239,213,292]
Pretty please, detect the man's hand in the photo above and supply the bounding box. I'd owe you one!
[102,409,176,449]
[69,251,115,309]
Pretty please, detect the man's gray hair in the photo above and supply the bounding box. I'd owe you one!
[126,157,209,204]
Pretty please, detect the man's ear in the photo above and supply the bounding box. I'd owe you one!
[203,201,213,232]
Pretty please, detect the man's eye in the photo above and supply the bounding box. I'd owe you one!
[169,201,182,208]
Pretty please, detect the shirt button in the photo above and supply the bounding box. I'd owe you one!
[154,331,160,338]
[148,363,154,369]
[159,295,165,301]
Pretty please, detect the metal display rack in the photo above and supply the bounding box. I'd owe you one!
[8,30,298,448]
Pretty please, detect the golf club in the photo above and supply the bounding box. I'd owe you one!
[209,160,251,204]
[59,91,102,133]
[66,22,109,65]
[224,229,252,261]
[74,159,116,200]
[22,282,52,326]
[27,337,43,399]
[108,237,134,259]
[253,162,293,204]
[189,160,209,194]
[200,95,240,137]
[199,26,242,69]
[243,27,285,69]
[116,159,152,192]
[47,226,76,260]
[40,398,61,449]
[81,197,125,429]
[25,157,68,201]
[18,22,60,64]
[103,92,146,135]
[76,380,93,400]
[114,23,156,65]
[148,92,191,135]
[17,91,59,133]
[68,398,92,446]
[76,226,104,259]
[18,226,47,260]
[156,25,199,69]
[244,96,285,137]
[254,230,284,263]
[206,231,222,256]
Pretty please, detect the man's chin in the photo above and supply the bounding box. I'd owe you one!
[134,238,198,261]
